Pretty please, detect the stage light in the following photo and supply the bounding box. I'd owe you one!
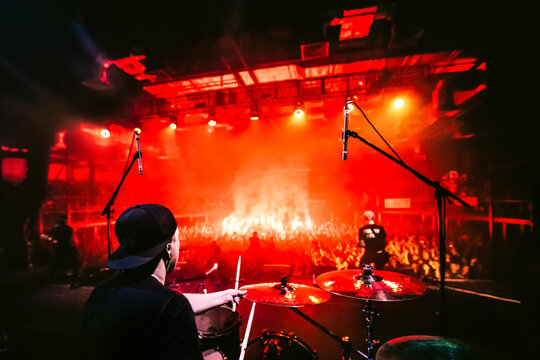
[250,105,260,121]
[346,96,354,111]
[169,114,177,130]
[100,129,111,138]
[293,102,304,118]
[393,98,404,109]
[134,127,141,134]
[208,119,217,127]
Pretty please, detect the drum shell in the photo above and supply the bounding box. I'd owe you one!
[196,306,241,360]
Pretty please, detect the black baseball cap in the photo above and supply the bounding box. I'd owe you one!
[107,204,177,270]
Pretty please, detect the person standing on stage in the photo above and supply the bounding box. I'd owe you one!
[76,204,245,360]
[49,213,80,288]
[357,210,389,270]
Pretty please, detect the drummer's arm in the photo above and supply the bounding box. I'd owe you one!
[184,289,247,314]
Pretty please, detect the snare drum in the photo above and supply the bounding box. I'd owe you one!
[245,330,318,360]
[196,306,241,360]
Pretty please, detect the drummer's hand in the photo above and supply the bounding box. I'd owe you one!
[221,289,247,305]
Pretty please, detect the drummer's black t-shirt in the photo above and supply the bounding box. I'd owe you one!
[77,274,203,360]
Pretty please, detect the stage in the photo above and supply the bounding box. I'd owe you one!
[0,266,528,359]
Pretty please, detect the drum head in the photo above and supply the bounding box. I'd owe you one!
[245,331,317,360]
[196,306,241,337]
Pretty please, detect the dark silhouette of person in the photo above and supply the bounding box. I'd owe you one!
[49,214,80,288]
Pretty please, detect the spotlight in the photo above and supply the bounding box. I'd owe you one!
[293,102,304,118]
[393,98,404,109]
[100,129,111,138]
[346,96,354,111]
[207,110,217,126]
[250,105,260,121]
[134,127,142,134]
[169,115,177,130]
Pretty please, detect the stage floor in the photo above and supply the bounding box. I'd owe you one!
[0,266,529,359]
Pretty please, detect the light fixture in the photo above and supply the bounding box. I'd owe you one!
[169,114,177,130]
[100,128,111,138]
[207,109,217,126]
[293,102,304,118]
[134,127,142,134]
[250,105,260,121]
[393,98,404,109]
[346,96,354,111]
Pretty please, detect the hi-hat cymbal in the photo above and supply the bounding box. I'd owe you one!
[315,269,427,302]
[376,335,494,360]
[240,282,332,307]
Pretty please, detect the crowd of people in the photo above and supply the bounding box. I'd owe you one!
[168,215,487,284]
[40,211,488,287]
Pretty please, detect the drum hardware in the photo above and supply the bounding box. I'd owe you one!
[316,264,429,360]
[245,330,318,360]
[196,306,242,360]
[289,307,367,359]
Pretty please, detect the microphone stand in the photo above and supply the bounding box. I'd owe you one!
[101,152,141,257]
[345,129,470,335]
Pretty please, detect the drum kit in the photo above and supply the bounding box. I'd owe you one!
[181,261,470,360]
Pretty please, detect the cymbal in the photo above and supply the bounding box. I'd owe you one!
[240,282,332,307]
[315,269,427,302]
[376,335,494,360]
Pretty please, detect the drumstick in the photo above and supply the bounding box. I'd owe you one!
[238,301,256,360]
[232,255,241,312]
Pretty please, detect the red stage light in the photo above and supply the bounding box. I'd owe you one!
[169,122,177,130]
[100,129,111,138]
[208,119,217,127]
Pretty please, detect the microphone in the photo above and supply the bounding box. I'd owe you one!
[342,101,351,160]
[205,263,219,276]
[135,130,143,175]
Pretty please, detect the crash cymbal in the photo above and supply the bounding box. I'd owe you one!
[376,335,494,360]
[240,279,331,307]
[315,268,427,302]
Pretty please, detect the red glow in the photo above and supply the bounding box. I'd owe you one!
[330,7,377,40]
[2,157,27,185]
[53,130,67,149]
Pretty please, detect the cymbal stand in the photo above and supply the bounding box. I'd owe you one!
[290,307,367,359]
[363,300,379,360]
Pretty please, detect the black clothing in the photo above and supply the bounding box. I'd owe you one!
[49,222,80,286]
[77,275,203,360]
[358,224,389,269]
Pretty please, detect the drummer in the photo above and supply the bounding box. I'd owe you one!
[357,210,390,270]
[76,204,246,360]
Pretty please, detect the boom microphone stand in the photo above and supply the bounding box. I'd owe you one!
[344,127,470,334]
[101,143,141,257]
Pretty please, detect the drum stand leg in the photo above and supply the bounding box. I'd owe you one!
[363,300,379,360]
[290,307,368,359]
